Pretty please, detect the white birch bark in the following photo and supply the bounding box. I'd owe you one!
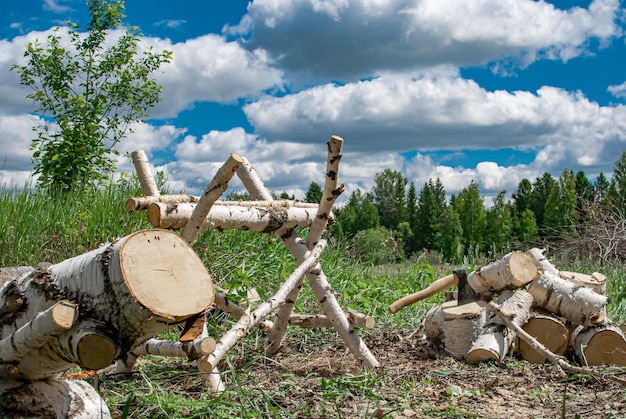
[519,310,569,364]
[467,251,541,298]
[266,136,348,357]
[131,336,217,359]
[571,324,626,366]
[527,247,559,276]
[465,290,533,364]
[0,229,214,381]
[526,272,608,326]
[197,240,326,373]
[287,310,375,330]
[0,379,111,418]
[442,301,487,358]
[182,154,243,244]
[148,201,318,232]
[131,150,159,197]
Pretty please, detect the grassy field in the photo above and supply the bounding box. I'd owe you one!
[1,184,625,418]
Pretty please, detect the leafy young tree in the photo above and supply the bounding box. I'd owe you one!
[516,208,539,243]
[304,181,323,203]
[485,190,513,252]
[370,169,408,229]
[335,189,379,237]
[12,0,172,190]
[435,206,463,262]
[529,172,558,235]
[452,180,486,252]
[415,178,447,251]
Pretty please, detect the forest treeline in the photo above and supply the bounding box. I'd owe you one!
[298,151,626,265]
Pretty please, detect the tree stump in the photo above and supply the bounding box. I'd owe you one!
[442,301,487,358]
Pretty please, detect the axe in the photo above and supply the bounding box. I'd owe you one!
[388,269,479,314]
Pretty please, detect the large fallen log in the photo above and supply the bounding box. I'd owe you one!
[148,201,319,232]
[526,272,607,326]
[0,229,214,415]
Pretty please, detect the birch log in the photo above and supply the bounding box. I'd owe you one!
[571,324,626,366]
[519,311,569,364]
[467,251,541,298]
[197,240,326,373]
[131,336,217,359]
[148,201,318,232]
[131,150,159,197]
[287,311,375,329]
[266,136,345,356]
[465,290,533,364]
[527,248,558,276]
[0,229,214,381]
[236,148,378,367]
[0,379,111,418]
[526,272,607,326]
[424,301,456,341]
[182,154,243,244]
[442,301,488,358]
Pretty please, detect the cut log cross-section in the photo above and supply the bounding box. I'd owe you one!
[571,324,626,366]
[0,229,214,382]
[467,251,541,299]
[519,311,570,364]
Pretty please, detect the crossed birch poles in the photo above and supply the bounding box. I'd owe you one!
[123,136,379,390]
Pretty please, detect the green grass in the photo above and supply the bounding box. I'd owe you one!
[2,184,625,417]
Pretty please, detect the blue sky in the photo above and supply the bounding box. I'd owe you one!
[1,0,626,204]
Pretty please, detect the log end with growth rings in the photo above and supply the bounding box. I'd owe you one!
[119,230,215,322]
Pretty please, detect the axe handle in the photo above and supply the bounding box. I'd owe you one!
[388,273,459,314]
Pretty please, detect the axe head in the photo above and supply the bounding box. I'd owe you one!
[454,268,480,305]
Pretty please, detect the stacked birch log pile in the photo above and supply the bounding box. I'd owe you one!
[0,230,215,418]
[390,249,626,369]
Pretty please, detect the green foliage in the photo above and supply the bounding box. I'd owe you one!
[304,181,323,203]
[435,206,463,262]
[11,0,171,190]
[415,178,447,251]
[370,169,408,229]
[453,180,486,252]
[350,227,403,265]
[485,191,513,253]
[334,189,379,238]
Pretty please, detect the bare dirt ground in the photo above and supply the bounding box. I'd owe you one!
[252,330,626,418]
[102,326,626,418]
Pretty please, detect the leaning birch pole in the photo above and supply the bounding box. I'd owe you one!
[197,240,326,373]
[131,150,160,197]
[266,136,344,356]
[182,154,243,244]
[237,143,380,368]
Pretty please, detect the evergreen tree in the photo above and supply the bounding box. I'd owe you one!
[594,172,610,203]
[543,169,577,238]
[485,191,513,253]
[435,207,463,262]
[574,171,593,226]
[529,172,558,235]
[405,182,419,255]
[304,181,323,203]
[415,178,447,251]
[517,208,539,243]
[512,178,532,218]
[452,180,487,252]
[608,150,626,215]
[371,169,408,229]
